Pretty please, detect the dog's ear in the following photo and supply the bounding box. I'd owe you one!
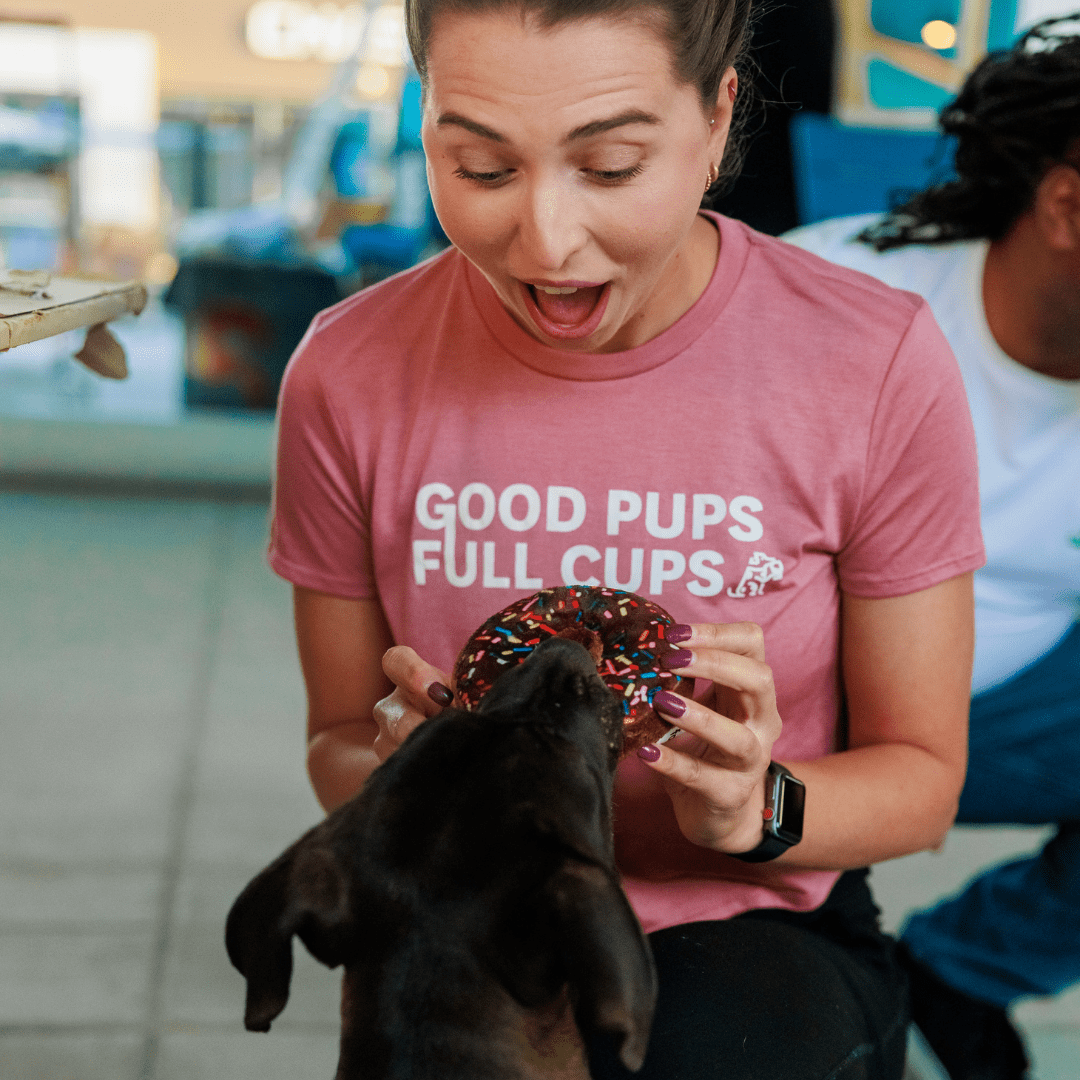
[546,861,658,1072]
[225,839,353,1032]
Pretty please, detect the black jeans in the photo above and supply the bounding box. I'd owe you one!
[586,870,910,1080]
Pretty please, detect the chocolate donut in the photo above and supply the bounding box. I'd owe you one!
[452,585,691,754]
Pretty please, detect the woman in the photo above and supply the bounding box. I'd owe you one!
[269,0,984,1075]
[787,16,1080,1080]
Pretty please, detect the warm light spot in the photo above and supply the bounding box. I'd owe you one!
[144,252,179,285]
[921,19,958,50]
[356,63,391,99]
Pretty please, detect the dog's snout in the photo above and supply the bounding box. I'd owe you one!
[512,637,605,702]
[533,636,601,677]
[474,635,611,718]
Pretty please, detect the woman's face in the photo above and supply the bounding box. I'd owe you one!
[421,8,736,353]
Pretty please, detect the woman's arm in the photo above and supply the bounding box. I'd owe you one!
[294,586,452,812]
[638,572,974,868]
[787,572,973,866]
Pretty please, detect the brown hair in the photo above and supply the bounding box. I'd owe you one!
[405,0,756,195]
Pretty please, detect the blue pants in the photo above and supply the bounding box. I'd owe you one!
[902,620,1080,1008]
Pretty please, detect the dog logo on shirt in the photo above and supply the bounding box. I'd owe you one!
[727,552,785,598]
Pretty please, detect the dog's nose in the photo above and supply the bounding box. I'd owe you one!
[475,635,607,716]
[519,635,604,698]
[532,634,600,674]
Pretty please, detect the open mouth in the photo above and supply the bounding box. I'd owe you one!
[520,280,611,341]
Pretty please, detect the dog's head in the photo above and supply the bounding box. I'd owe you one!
[225,637,656,1076]
[475,632,624,778]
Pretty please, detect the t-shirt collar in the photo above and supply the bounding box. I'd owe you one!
[463,211,750,382]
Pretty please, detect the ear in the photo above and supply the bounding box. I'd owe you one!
[225,837,353,1032]
[707,65,739,160]
[1035,162,1080,252]
[546,861,658,1072]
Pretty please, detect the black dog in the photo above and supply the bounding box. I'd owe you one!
[226,636,657,1079]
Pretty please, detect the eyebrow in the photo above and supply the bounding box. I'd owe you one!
[565,110,661,142]
[436,113,508,143]
[435,108,662,145]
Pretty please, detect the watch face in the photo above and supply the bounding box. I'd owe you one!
[775,774,805,845]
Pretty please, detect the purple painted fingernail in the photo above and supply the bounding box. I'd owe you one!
[653,690,687,719]
[637,744,661,763]
[662,649,693,670]
[667,623,692,644]
[427,682,453,707]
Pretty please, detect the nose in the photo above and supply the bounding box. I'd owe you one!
[530,635,601,680]
[475,636,602,716]
[513,169,588,274]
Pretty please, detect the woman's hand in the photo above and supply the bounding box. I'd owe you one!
[636,576,973,870]
[637,622,782,855]
[373,646,455,763]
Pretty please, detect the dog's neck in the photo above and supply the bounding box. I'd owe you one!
[336,970,590,1080]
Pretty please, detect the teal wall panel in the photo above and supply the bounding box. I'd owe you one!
[867,59,956,110]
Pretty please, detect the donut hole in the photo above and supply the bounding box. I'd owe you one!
[553,626,604,666]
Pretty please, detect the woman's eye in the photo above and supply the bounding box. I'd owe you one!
[454,165,513,186]
[586,163,644,184]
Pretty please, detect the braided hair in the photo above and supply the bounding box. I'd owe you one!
[859,13,1080,251]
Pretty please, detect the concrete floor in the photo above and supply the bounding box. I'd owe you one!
[0,486,1077,1080]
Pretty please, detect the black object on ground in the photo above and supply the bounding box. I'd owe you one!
[164,257,341,410]
[899,943,1031,1080]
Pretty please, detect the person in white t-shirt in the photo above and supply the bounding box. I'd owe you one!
[787,15,1080,1080]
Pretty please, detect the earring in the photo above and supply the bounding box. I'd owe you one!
[704,164,717,193]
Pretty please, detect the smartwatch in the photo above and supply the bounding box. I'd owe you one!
[729,762,805,863]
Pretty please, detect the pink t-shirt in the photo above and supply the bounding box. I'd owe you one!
[269,213,984,933]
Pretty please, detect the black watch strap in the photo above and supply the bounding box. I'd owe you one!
[729,762,806,863]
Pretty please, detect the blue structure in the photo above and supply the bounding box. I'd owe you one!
[790,115,954,224]
[791,0,1028,224]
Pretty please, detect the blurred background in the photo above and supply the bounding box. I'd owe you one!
[1,2,1078,1079]
[0,0,435,432]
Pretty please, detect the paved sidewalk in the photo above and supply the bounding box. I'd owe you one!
[0,488,1076,1080]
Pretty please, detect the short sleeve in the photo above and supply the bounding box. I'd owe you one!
[267,328,375,599]
[838,302,985,596]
